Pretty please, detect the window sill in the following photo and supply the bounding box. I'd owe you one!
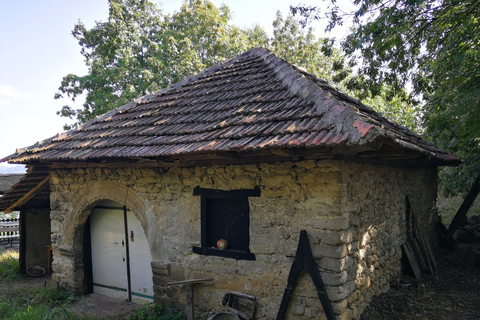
[193,247,256,260]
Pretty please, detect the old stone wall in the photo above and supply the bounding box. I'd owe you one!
[341,163,438,319]
[48,159,438,320]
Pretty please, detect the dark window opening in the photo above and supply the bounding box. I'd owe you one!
[192,186,260,260]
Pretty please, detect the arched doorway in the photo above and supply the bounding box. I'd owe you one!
[83,200,154,303]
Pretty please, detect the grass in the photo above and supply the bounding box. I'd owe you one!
[0,248,184,319]
[0,258,82,320]
[437,194,480,226]
[0,286,82,320]
[0,249,20,280]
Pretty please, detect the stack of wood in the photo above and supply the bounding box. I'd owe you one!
[401,197,437,279]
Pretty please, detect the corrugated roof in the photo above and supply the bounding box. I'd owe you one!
[3,47,460,167]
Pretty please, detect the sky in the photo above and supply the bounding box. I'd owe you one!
[0,0,350,173]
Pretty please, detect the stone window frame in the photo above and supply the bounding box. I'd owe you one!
[192,186,260,260]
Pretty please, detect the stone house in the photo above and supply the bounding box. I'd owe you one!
[0,48,459,319]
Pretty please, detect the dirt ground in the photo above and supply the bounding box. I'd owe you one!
[68,293,143,319]
[361,242,480,320]
[5,241,480,319]
[7,274,142,319]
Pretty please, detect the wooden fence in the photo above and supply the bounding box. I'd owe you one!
[0,218,20,245]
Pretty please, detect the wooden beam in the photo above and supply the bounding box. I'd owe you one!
[445,173,480,241]
[3,174,50,214]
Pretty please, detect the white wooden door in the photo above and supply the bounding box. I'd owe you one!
[90,200,153,302]
[127,210,155,302]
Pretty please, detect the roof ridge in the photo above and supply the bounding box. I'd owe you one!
[143,48,267,103]
[250,49,434,152]
[245,49,381,144]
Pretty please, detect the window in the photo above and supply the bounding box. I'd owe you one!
[192,186,260,260]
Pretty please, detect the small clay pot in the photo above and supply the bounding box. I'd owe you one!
[217,239,228,250]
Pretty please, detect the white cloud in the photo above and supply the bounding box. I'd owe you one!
[0,99,11,106]
[0,85,22,98]
[0,85,34,99]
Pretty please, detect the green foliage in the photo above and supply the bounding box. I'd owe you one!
[0,251,84,319]
[126,303,184,320]
[293,0,480,194]
[269,11,345,84]
[55,0,260,128]
[1,304,80,320]
[56,0,353,129]
[0,249,20,281]
[0,284,81,320]
[363,87,421,132]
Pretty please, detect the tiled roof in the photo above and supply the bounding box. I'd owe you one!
[3,48,460,168]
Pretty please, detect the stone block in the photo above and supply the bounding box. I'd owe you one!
[151,262,170,276]
[331,299,348,314]
[321,270,348,286]
[316,217,349,231]
[315,313,329,320]
[261,174,294,189]
[312,244,348,259]
[297,159,317,169]
[325,283,354,301]
[319,256,354,272]
[318,230,353,245]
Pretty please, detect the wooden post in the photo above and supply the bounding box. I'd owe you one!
[445,174,480,242]
[186,282,194,320]
[19,214,26,275]
[167,278,213,320]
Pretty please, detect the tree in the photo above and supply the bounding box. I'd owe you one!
[56,0,351,129]
[292,0,480,194]
[55,0,260,128]
[362,87,421,131]
[269,11,345,84]
[56,0,169,125]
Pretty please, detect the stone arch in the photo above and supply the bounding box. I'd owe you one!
[60,180,157,294]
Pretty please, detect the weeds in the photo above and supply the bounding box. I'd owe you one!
[5,304,84,320]
[126,303,185,320]
[0,285,82,320]
[0,249,20,280]
[0,248,83,319]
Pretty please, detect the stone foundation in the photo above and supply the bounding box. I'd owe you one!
[48,160,438,319]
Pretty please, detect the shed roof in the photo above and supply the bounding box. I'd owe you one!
[0,174,24,195]
[0,166,50,212]
[3,48,460,168]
